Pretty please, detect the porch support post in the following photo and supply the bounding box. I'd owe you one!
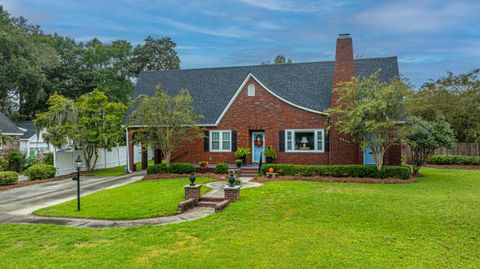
[141,144,148,170]
[128,129,136,172]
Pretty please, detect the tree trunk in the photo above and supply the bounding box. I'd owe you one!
[373,150,385,171]
[164,151,171,165]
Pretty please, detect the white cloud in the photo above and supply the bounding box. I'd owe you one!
[236,0,345,12]
[354,1,475,33]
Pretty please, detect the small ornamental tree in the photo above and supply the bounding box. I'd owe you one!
[402,116,455,175]
[35,90,127,172]
[128,86,203,165]
[328,72,409,171]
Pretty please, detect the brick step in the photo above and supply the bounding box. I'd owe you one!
[198,196,227,202]
[240,167,259,171]
[197,200,229,212]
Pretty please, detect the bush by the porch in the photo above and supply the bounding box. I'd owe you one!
[0,171,18,186]
[429,155,480,166]
[146,163,195,174]
[261,164,411,179]
[215,163,229,174]
[24,164,57,180]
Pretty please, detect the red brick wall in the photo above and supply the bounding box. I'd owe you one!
[172,77,331,165]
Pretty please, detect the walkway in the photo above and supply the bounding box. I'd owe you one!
[0,176,261,228]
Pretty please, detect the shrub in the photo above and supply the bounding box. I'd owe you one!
[44,152,54,165]
[0,157,8,171]
[169,163,195,174]
[147,163,195,174]
[261,164,411,180]
[235,147,251,160]
[429,155,480,166]
[215,163,229,174]
[24,164,56,180]
[264,146,277,160]
[0,171,18,186]
[8,150,25,172]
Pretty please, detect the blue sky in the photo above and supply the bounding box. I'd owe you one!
[3,0,480,86]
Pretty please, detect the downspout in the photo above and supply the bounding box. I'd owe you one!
[126,126,131,173]
[328,116,332,165]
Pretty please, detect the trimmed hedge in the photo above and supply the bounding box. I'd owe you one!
[0,171,18,186]
[429,155,480,166]
[261,164,411,180]
[0,157,8,171]
[24,164,56,180]
[147,163,195,174]
[215,163,229,174]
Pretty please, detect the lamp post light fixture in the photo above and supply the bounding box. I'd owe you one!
[189,173,196,186]
[72,155,83,211]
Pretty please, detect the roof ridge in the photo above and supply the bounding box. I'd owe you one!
[139,56,397,75]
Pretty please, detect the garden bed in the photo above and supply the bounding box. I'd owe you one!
[0,173,76,192]
[143,172,227,181]
[256,175,416,184]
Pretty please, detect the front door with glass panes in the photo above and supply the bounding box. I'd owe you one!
[252,132,265,163]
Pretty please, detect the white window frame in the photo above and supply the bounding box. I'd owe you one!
[247,84,255,96]
[285,129,325,153]
[209,130,232,152]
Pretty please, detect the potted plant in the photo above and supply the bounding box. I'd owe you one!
[198,161,208,173]
[264,146,277,163]
[234,147,251,164]
[235,159,243,168]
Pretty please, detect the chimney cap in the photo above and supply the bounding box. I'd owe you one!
[338,33,351,39]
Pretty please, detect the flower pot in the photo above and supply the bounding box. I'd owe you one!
[236,163,242,168]
[266,157,273,163]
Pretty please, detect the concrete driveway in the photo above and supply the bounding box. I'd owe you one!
[0,172,144,224]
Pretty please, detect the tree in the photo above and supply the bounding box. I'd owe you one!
[129,36,180,76]
[406,69,480,143]
[402,116,455,175]
[328,72,409,170]
[128,86,203,165]
[35,90,127,172]
[262,54,292,65]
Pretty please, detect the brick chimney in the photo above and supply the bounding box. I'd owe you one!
[332,33,355,107]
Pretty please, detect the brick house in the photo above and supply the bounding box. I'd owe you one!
[0,112,23,159]
[126,34,401,171]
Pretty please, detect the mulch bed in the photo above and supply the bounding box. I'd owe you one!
[0,173,79,192]
[425,164,480,170]
[142,172,227,181]
[255,175,416,184]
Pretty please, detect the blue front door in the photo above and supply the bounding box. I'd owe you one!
[252,132,265,163]
[363,146,376,165]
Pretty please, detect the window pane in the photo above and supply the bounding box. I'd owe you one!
[294,131,314,150]
[316,131,323,151]
[211,141,220,150]
[222,131,230,141]
[286,131,292,150]
[222,141,230,150]
[211,131,220,141]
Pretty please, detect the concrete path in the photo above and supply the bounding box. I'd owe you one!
[0,176,260,228]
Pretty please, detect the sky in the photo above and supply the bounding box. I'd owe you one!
[2,0,480,86]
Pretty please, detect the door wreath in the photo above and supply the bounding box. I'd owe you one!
[254,135,263,147]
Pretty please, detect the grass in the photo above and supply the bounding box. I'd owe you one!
[93,160,154,177]
[1,168,480,268]
[33,178,213,220]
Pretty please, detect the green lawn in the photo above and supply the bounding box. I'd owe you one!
[1,168,480,268]
[93,160,154,176]
[33,178,213,220]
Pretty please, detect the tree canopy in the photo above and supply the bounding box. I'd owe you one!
[329,72,409,170]
[128,87,203,165]
[0,6,181,119]
[402,116,455,175]
[406,69,480,143]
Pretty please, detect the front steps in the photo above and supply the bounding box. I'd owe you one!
[240,167,259,177]
[196,196,230,212]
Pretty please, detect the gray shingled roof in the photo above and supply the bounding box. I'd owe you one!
[13,121,36,139]
[0,112,23,135]
[131,57,399,125]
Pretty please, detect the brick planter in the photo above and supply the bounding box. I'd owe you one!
[223,185,240,201]
[184,184,201,201]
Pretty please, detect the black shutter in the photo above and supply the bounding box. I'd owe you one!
[324,131,330,152]
[279,130,285,152]
[204,131,209,152]
[231,131,237,151]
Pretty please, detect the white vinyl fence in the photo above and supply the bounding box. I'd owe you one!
[54,144,152,176]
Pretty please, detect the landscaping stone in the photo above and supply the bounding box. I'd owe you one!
[223,185,240,201]
[184,184,201,201]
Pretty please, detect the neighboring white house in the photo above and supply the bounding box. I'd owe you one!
[14,121,52,159]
